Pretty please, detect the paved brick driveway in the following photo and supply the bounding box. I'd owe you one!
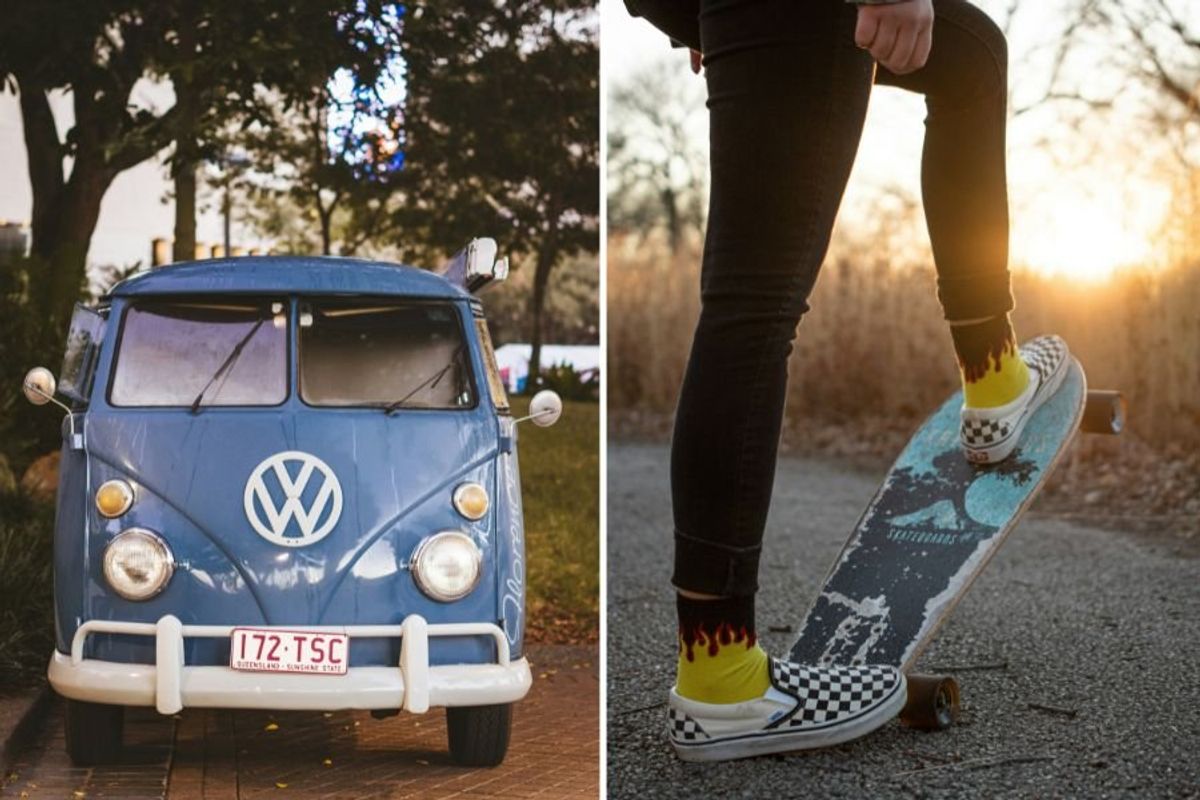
[2,645,597,799]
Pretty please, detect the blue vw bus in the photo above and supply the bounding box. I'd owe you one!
[22,239,562,767]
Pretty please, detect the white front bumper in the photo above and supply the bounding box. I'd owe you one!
[48,614,531,715]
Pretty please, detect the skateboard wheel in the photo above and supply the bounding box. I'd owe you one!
[900,674,960,731]
[1082,390,1125,435]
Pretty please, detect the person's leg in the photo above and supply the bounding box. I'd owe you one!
[874,0,1031,409]
[875,0,1069,463]
[624,0,910,760]
[668,0,876,702]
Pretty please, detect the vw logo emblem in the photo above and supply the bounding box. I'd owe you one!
[243,451,343,548]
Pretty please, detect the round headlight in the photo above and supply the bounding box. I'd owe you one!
[410,531,482,602]
[452,482,489,521]
[95,479,134,518]
[103,529,174,601]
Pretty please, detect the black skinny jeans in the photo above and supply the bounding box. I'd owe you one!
[626,0,1015,597]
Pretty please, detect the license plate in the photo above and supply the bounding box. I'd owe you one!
[229,628,349,675]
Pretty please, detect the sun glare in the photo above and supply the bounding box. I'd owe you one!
[1010,182,1168,282]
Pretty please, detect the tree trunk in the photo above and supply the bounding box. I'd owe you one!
[25,147,113,323]
[18,85,64,260]
[526,244,557,393]
[222,184,232,254]
[171,20,198,264]
[19,79,116,321]
[662,185,680,254]
[315,187,339,256]
[311,98,336,257]
[318,207,333,255]
[45,161,112,320]
[173,158,197,262]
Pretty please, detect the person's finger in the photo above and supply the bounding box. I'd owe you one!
[887,25,918,73]
[907,26,933,73]
[869,19,899,64]
[855,9,880,49]
[690,49,702,74]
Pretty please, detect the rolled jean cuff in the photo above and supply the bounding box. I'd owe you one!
[671,530,761,597]
[936,269,1015,321]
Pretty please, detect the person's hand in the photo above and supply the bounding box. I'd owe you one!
[689,49,702,74]
[854,0,934,75]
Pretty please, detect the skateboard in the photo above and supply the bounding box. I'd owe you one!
[788,357,1124,729]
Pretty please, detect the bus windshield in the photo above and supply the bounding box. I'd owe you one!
[299,300,475,410]
[110,299,288,408]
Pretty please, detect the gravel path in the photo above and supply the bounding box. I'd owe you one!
[607,443,1200,799]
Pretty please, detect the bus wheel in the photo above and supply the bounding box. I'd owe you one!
[446,703,512,767]
[64,699,124,766]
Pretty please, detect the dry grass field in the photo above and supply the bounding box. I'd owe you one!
[607,232,1200,530]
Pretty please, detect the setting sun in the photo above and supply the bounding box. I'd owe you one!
[1010,179,1169,281]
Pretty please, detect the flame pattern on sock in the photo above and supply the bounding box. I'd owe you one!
[675,594,770,703]
[951,315,1018,383]
[676,593,758,662]
[678,621,758,662]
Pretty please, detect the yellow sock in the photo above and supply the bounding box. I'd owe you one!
[951,315,1031,409]
[963,344,1029,408]
[676,630,770,704]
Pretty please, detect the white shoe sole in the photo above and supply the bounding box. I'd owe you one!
[670,679,907,762]
[964,354,1070,464]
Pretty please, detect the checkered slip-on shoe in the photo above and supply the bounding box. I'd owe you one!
[667,658,906,762]
[960,335,1070,464]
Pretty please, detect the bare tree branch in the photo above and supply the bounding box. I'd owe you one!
[1151,0,1200,51]
[1012,90,1116,117]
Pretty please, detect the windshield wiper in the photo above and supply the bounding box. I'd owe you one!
[384,346,465,415]
[189,317,267,414]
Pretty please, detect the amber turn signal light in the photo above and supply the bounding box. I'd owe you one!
[96,479,134,518]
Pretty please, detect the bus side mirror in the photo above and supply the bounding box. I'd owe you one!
[438,238,508,294]
[23,366,81,447]
[517,390,563,428]
[23,367,57,406]
[464,238,499,283]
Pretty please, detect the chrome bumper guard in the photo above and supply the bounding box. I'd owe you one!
[48,614,531,715]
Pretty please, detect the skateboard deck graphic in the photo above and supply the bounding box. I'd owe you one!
[790,358,1087,674]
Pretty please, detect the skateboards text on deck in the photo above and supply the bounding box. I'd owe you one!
[788,357,1125,729]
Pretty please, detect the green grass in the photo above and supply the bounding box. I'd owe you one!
[511,398,600,644]
[0,494,55,689]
